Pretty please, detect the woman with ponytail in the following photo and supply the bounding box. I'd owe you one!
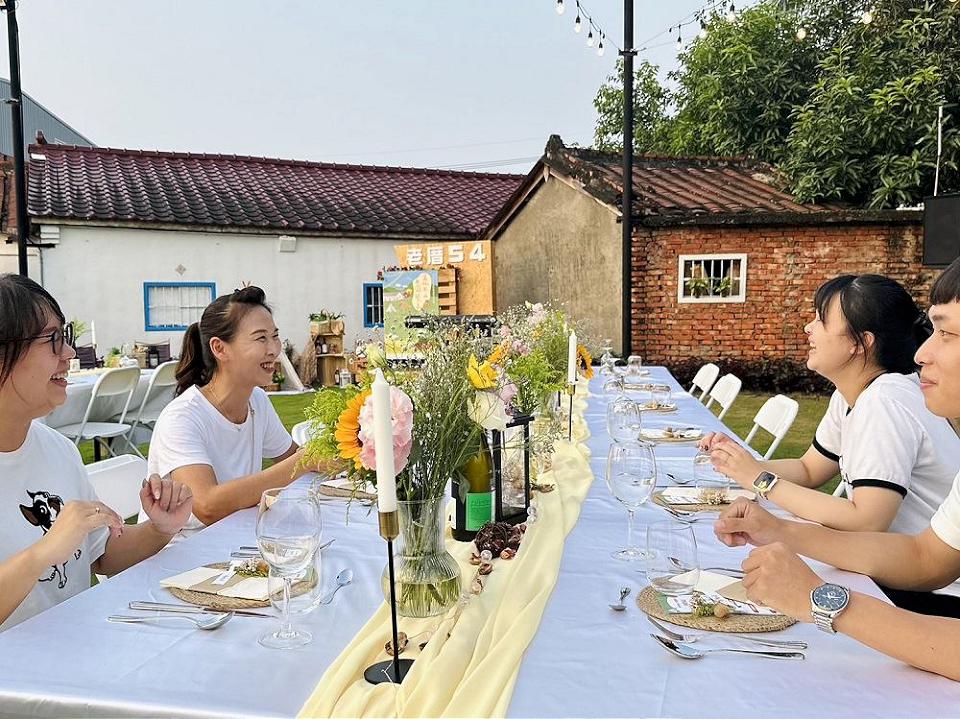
[703,274,960,537]
[147,286,322,538]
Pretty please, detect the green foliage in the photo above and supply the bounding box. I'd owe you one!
[507,350,565,416]
[670,356,832,394]
[594,59,673,154]
[301,386,358,470]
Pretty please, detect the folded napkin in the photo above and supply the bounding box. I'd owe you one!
[160,565,269,601]
[641,427,702,440]
[664,570,779,615]
[657,487,755,505]
[316,477,376,500]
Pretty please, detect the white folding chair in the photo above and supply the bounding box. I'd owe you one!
[86,454,147,581]
[689,362,720,402]
[744,394,800,459]
[291,420,322,447]
[122,360,178,446]
[57,367,141,459]
[704,372,742,420]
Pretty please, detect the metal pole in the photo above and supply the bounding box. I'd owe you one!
[934,104,944,197]
[621,0,634,357]
[4,1,29,277]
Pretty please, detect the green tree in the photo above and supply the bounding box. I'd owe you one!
[593,59,672,154]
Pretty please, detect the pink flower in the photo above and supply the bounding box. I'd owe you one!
[498,382,518,410]
[498,325,513,339]
[512,339,531,356]
[357,386,414,473]
[528,303,547,326]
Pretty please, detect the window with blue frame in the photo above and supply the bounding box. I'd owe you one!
[144,282,216,331]
[363,282,384,328]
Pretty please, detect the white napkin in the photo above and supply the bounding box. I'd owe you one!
[658,487,755,505]
[665,570,779,616]
[160,566,270,601]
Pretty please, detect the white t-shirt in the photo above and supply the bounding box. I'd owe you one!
[0,422,109,631]
[932,472,960,551]
[814,373,960,535]
[146,386,293,537]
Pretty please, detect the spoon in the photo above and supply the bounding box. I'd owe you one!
[319,569,354,605]
[107,612,233,630]
[665,473,694,486]
[650,634,804,660]
[609,586,631,611]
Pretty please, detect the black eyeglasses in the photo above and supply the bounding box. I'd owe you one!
[3,325,75,355]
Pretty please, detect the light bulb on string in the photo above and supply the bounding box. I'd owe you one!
[699,20,708,39]
[556,0,564,15]
[586,28,594,47]
[598,34,605,56]
[796,26,807,40]
[676,30,683,50]
[726,2,737,22]
[574,13,582,32]
[861,9,873,24]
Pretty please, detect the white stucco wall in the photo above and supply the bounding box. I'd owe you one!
[0,244,41,278]
[38,225,398,358]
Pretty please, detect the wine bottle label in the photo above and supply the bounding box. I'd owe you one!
[465,491,492,531]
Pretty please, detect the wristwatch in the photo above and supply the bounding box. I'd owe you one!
[810,583,851,634]
[752,470,780,498]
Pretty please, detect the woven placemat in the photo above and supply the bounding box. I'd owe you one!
[640,430,702,444]
[653,491,726,514]
[315,483,376,501]
[639,402,678,413]
[167,563,312,610]
[637,585,796,633]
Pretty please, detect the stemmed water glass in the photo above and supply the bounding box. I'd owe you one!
[626,355,644,378]
[605,441,657,561]
[607,396,642,444]
[645,521,700,595]
[256,488,321,649]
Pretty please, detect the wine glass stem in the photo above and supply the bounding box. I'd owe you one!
[279,576,293,638]
[626,508,635,550]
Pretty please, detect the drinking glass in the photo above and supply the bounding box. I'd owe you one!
[694,449,729,490]
[267,489,324,615]
[602,376,625,399]
[606,441,657,561]
[626,355,644,377]
[645,521,700,596]
[648,384,672,409]
[256,488,321,648]
[606,396,642,444]
[599,356,618,377]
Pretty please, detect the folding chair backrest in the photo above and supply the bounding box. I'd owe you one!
[291,420,322,447]
[156,342,171,364]
[128,360,178,427]
[689,362,720,400]
[85,454,147,521]
[81,367,141,428]
[745,394,799,459]
[705,372,742,420]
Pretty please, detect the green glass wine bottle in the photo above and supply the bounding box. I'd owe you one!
[453,434,493,541]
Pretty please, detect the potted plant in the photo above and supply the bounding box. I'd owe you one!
[309,310,345,336]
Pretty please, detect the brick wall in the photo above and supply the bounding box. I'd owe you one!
[631,221,937,366]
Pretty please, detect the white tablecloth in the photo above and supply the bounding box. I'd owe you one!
[44,369,168,431]
[0,368,957,718]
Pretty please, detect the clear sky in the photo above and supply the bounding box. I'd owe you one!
[1,1,705,173]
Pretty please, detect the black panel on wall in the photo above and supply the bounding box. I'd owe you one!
[924,194,960,267]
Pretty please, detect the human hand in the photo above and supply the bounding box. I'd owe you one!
[714,498,784,547]
[741,542,823,622]
[140,475,193,537]
[709,440,764,490]
[697,431,735,452]
[35,501,124,566]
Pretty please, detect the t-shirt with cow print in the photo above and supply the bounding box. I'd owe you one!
[0,421,108,631]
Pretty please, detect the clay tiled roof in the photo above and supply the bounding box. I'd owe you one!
[27,144,524,237]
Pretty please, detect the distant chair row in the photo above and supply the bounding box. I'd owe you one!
[689,361,799,460]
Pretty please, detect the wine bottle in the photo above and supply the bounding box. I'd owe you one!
[452,434,493,541]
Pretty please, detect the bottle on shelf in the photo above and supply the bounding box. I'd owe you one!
[452,433,493,541]
[320,341,329,355]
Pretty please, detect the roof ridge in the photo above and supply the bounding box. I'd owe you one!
[27,143,526,180]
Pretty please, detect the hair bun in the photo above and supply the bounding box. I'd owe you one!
[231,286,266,304]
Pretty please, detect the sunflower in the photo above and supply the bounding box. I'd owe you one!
[576,345,594,379]
[486,342,509,367]
[335,389,371,469]
[467,355,497,390]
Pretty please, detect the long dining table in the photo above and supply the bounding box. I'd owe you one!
[0,367,958,718]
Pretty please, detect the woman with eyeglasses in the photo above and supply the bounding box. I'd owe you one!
[146,286,333,540]
[0,274,193,630]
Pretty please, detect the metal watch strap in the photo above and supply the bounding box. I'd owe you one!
[812,610,838,634]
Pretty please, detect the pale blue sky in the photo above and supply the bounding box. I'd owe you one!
[2,1,706,173]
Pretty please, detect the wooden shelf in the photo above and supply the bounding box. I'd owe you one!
[317,353,345,358]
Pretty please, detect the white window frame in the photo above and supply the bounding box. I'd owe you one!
[677,253,747,304]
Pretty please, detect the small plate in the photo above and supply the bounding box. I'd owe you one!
[640,427,703,443]
[638,402,678,413]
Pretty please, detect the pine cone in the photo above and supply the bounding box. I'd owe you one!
[474,521,512,556]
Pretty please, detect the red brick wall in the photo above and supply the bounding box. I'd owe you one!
[630,222,937,366]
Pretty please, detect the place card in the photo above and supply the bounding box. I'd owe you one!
[664,570,779,616]
[160,566,270,601]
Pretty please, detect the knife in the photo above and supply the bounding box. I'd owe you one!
[129,601,273,619]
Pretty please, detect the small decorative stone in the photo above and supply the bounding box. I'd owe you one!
[479,549,493,562]
[478,562,494,576]
[385,632,409,656]
[469,553,482,565]
[470,577,484,594]
[499,548,516,560]
[526,506,539,523]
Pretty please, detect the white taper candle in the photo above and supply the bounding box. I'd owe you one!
[567,331,578,384]
[372,368,398,513]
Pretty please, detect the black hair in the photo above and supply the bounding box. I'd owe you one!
[175,286,272,395]
[930,257,960,306]
[813,274,930,375]
[0,274,66,388]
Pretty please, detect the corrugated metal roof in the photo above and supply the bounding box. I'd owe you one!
[0,79,94,157]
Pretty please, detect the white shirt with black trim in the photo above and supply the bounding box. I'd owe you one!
[145,386,293,540]
[814,373,960,536]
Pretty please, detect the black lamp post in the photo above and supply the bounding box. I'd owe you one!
[1,1,29,277]
[620,0,635,358]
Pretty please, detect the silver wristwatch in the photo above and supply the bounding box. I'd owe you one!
[810,583,851,634]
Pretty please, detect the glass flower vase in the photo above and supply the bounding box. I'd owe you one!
[381,497,462,618]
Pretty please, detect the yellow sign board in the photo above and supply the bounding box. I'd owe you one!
[392,240,494,314]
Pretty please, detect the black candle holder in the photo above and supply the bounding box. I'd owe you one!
[565,383,576,441]
[491,413,533,525]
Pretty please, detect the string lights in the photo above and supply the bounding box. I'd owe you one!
[554,0,619,57]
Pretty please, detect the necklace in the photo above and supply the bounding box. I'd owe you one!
[202,382,249,425]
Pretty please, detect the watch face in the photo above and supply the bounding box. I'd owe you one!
[755,471,776,491]
[812,584,849,612]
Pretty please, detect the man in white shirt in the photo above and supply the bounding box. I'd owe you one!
[714,260,960,681]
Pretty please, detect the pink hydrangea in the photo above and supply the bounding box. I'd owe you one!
[498,381,518,410]
[357,386,414,473]
[528,303,547,326]
[498,325,513,339]
[512,339,531,356]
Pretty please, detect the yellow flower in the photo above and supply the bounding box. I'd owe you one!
[577,345,594,379]
[335,389,371,469]
[467,355,497,390]
[486,342,508,367]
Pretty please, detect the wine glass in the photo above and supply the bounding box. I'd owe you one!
[602,376,625,399]
[256,488,321,649]
[647,384,672,409]
[626,355,644,377]
[645,521,700,595]
[605,441,657,561]
[267,488,324,615]
[606,396,642,444]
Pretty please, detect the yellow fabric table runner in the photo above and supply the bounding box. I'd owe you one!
[298,392,593,718]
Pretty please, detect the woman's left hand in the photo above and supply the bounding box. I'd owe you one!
[710,441,764,490]
[140,475,193,537]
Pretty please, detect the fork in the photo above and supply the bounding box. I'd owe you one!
[646,615,807,650]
